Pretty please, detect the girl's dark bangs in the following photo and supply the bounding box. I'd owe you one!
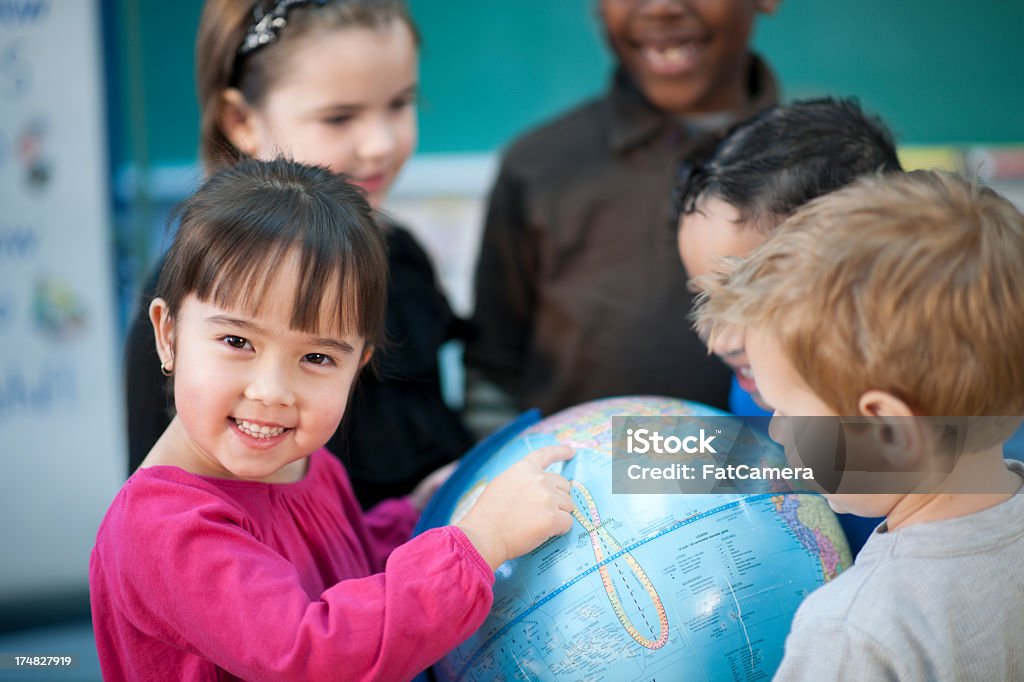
[195,218,367,338]
[289,232,362,337]
[161,158,389,347]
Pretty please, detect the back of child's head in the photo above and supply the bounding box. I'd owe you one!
[196,0,419,172]
[695,170,1024,422]
[678,98,902,230]
[157,157,388,347]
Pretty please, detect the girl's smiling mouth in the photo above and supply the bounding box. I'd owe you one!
[232,418,289,440]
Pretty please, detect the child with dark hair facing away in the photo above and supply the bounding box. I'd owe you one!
[677,97,902,412]
[124,0,472,508]
[695,170,1024,680]
[676,97,902,552]
[92,159,576,682]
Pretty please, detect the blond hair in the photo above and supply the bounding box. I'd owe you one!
[694,170,1024,417]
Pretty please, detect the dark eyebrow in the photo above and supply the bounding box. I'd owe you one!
[313,103,361,115]
[205,315,355,355]
[309,337,356,355]
[393,83,417,98]
[206,314,265,334]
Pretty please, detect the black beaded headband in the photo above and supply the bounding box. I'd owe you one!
[238,0,329,57]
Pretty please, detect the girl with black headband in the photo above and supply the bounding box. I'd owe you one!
[124,0,473,509]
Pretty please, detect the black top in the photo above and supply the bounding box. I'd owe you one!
[124,221,473,509]
[466,58,779,415]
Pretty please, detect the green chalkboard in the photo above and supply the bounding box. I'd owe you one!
[755,0,1024,145]
[113,0,1023,170]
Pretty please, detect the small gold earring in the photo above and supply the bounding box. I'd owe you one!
[160,361,173,377]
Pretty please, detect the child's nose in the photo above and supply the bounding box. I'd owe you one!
[358,115,398,162]
[244,359,296,408]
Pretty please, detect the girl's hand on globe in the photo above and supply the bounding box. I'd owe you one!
[456,445,576,571]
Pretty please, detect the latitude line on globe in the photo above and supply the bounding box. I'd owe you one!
[454,493,777,681]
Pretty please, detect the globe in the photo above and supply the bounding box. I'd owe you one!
[417,396,853,681]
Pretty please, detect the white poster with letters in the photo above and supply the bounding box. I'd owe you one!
[0,0,123,599]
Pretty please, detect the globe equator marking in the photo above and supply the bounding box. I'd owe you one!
[454,493,776,681]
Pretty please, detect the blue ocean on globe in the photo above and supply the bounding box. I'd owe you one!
[417,396,853,682]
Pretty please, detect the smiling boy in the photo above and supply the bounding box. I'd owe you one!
[466,0,780,435]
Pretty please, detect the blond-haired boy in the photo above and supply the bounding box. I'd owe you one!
[696,170,1024,680]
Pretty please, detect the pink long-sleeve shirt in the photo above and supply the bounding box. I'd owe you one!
[90,448,494,681]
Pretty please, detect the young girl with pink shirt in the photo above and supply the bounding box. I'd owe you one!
[91,158,575,681]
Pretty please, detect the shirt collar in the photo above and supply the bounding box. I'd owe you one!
[608,53,779,154]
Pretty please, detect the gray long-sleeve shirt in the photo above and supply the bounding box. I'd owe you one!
[774,459,1024,681]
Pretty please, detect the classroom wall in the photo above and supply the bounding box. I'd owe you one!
[112,0,1024,172]
[1,0,124,626]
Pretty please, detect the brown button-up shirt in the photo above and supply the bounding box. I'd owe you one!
[467,57,779,416]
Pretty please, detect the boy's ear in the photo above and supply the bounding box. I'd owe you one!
[858,389,914,419]
[150,298,176,371]
[857,390,923,470]
[219,88,261,157]
[755,0,781,15]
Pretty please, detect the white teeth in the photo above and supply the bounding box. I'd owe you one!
[234,419,286,439]
[663,46,685,61]
[642,43,700,70]
[738,367,754,379]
